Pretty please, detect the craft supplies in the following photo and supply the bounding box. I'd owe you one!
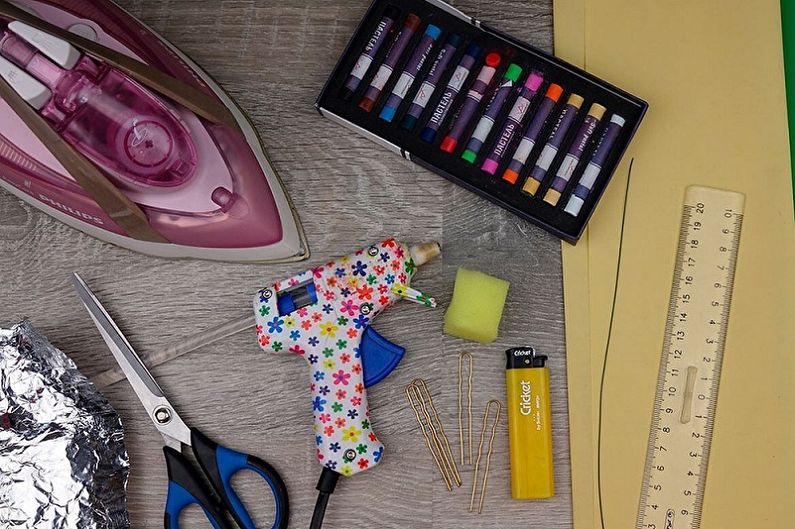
[636,187,744,529]
[0,321,130,529]
[440,51,501,153]
[522,93,584,196]
[405,379,461,490]
[457,351,474,465]
[505,347,554,500]
[400,32,462,131]
[461,63,523,163]
[359,13,420,112]
[341,5,402,100]
[469,400,502,514]
[253,238,441,529]
[419,42,480,142]
[482,71,545,175]
[0,0,308,262]
[379,23,441,122]
[72,275,290,529]
[406,384,454,490]
[444,268,509,343]
[316,0,647,242]
[563,114,625,216]
[254,238,439,477]
[543,103,605,205]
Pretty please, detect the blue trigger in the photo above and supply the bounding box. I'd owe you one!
[361,327,405,388]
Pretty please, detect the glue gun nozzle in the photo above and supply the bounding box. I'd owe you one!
[410,242,441,266]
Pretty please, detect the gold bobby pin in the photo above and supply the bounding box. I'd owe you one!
[405,383,453,491]
[458,352,473,465]
[410,378,461,486]
[469,400,502,514]
[406,380,459,489]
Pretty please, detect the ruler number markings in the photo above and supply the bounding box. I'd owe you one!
[637,187,744,529]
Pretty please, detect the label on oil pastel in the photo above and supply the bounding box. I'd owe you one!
[508,96,532,123]
[470,116,494,142]
[365,19,390,53]
[350,55,374,81]
[414,80,435,108]
[536,144,558,171]
[492,120,519,159]
[370,64,393,91]
[578,163,601,190]
[393,71,415,99]
[573,116,599,156]
[557,153,579,180]
[512,137,537,164]
[449,64,469,92]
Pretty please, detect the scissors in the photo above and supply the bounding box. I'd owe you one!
[72,273,289,529]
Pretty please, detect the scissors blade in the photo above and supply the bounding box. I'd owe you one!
[71,273,191,448]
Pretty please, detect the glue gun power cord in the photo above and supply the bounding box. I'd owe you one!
[310,467,339,529]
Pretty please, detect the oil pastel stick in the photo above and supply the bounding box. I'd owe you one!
[502,84,562,184]
[564,114,626,216]
[419,42,480,143]
[521,93,584,195]
[379,24,442,122]
[461,63,523,164]
[341,6,401,100]
[439,51,501,153]
[543,103,605,205]
[359,13,420,113]
[400,32,462,131]
[481,71,544,174]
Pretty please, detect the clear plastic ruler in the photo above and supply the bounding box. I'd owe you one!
[636,186,745,529]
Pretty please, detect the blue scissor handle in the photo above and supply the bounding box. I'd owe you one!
[163,446,232,529]
[163,430,289,529]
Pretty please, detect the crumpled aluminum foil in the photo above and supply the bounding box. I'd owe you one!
[0,321,130,528]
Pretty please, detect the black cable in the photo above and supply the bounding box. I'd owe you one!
[309,467,339,529]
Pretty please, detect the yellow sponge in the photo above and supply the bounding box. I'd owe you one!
[444,268,510,343]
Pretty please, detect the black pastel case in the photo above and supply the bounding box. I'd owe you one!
[316,0,648,243]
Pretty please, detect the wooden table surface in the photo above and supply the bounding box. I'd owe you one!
[0,1,569,528]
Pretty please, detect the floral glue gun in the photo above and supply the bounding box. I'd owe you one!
[253,238,440,478]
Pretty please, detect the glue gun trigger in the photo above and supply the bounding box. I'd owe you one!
[360,326,405,388]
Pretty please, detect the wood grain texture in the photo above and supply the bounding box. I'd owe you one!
[0,1,565,528]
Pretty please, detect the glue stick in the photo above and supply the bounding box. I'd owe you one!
[505,347,554,499]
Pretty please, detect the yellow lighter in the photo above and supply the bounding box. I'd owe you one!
[505,347,554,499]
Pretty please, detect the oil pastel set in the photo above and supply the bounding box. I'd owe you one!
[317,0,647,242]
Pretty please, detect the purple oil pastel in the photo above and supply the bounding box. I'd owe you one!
[544,103,606,205]
[564,114,626,216]
[379,24,442,122]
[358,13,421,113]
[521,93,584,195]
[419,42,480,143]
[400,32,462,130]
[341,5,401,100]
[439,51,502,153]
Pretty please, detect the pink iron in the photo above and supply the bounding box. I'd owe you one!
[0,0,308,262]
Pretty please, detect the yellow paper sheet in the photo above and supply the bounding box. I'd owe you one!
[553,2,597,527]
[557,1,795,527]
